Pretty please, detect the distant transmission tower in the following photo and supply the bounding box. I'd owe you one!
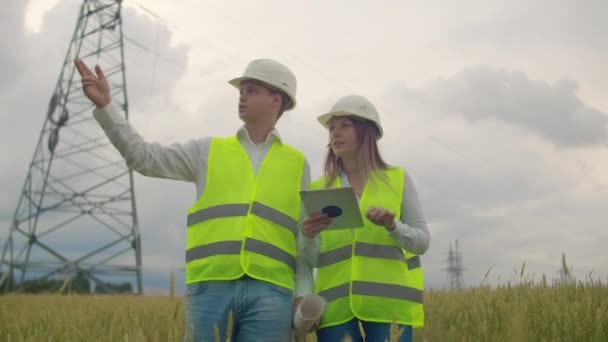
[0,0,142,294]
[444,240,465,289]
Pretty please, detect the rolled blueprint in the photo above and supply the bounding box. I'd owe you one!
[293,294,327,340]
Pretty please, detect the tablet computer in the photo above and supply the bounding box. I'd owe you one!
[299,187,364,230]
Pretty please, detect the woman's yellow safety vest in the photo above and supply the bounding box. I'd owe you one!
[186,136,304,290]
[312,167,424,328]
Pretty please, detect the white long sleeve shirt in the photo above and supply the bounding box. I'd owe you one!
[93,100,313,296]
[301,172,431,268]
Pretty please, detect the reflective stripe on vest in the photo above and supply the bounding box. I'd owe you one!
[186,238,295,271]
[187,202,298,236]
[318,281,423,304]
[318,243,422,270]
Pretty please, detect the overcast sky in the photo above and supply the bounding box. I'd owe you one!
[1,0,607,294]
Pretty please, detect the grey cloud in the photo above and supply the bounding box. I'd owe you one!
[0,1,29,90]
[443,0,608,51]
[405,139,605,286]
[120,7,189,108]
[419,189,608,289]
[375,65,608,287]
[388,66,608,147]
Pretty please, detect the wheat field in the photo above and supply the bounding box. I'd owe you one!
[1,280,607,341]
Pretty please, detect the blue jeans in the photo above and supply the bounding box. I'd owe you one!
[316,318,413,342]
[184,276,293,342]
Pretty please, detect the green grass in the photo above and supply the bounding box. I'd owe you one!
[1,281,607,341]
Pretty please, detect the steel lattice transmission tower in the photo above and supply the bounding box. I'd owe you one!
[443,240,465,290]
[1,0,142,294]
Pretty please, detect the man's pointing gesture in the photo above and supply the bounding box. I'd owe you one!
[74,59,111,109]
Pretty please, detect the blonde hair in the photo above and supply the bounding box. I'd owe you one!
[323,116,389,188]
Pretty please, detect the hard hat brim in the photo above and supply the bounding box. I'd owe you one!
[228,77,296,111]
[317,111,383,139]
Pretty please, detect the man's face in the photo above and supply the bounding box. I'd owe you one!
[238,80,281,123]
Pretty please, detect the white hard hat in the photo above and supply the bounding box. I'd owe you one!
[317,95,383,139]
[229,59,297,110]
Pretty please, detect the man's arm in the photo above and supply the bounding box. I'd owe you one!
[93,100,206,182]
[76,59,204,183]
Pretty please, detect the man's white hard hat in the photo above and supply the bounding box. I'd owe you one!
[229,59,297,111]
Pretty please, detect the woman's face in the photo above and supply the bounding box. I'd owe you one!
[328,117,359,158]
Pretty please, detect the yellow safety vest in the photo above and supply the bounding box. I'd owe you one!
[185,136,304,290]
[312,167,424,328]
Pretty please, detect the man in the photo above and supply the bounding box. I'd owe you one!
[75,58,313,341]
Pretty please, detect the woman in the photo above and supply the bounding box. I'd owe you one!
[302,95,430,342]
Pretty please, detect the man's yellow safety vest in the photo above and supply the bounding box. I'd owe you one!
[312,167,424,328]
[185,136,304,290]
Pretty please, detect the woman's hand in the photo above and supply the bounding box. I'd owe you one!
[302,213,332,238]
[366,207,396,231]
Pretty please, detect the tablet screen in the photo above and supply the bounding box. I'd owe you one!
[299,187,364,230]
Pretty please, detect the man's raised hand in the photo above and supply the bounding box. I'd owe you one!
[74,59,111,109]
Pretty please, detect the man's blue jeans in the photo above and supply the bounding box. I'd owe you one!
[184,276,293,342]
[316,318,413,342]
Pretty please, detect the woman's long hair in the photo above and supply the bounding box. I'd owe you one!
[323,116,389,188]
